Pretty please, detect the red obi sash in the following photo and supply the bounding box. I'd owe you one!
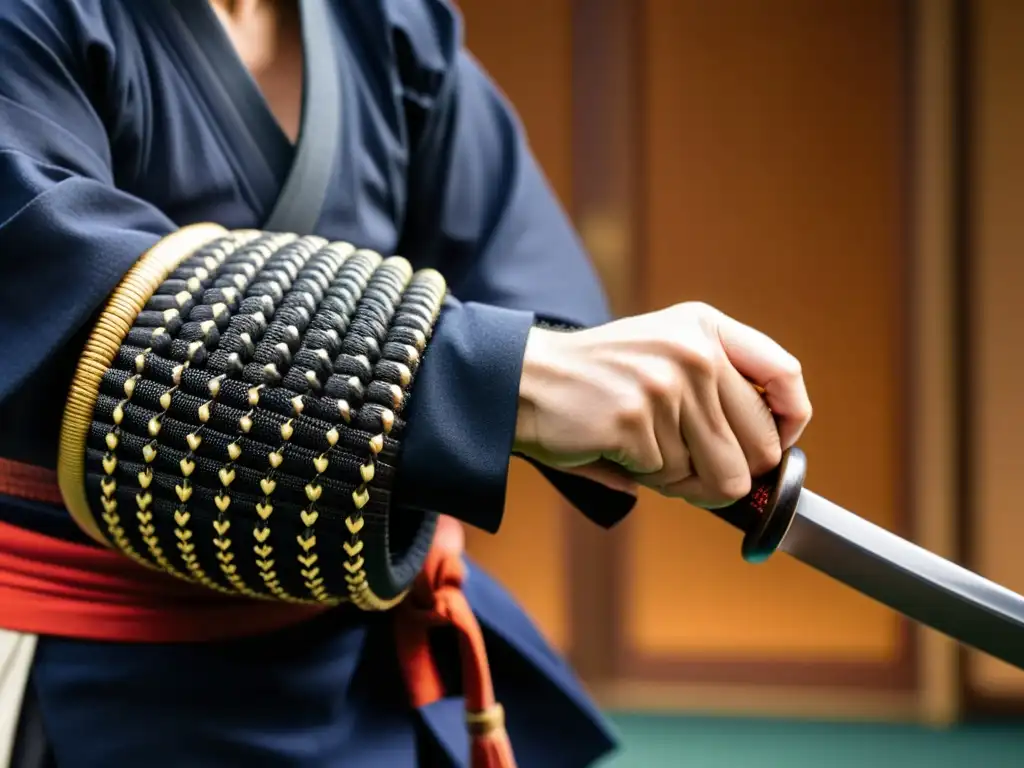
[0,457,515,767]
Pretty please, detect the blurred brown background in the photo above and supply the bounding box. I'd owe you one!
[455,0,1024,727]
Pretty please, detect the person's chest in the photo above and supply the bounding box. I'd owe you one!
[209,0,305,145]
[105,1,411,253]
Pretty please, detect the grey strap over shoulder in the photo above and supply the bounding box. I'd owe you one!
[262,0,343,234]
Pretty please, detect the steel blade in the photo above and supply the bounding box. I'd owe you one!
[780,489,1024,669]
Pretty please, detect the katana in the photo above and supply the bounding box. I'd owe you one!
[717,448,1024,670]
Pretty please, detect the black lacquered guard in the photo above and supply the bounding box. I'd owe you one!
[710,447,807,564]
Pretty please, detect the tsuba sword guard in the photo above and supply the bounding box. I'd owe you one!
[57,224,445,610]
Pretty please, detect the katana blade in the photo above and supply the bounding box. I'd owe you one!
[783,489,1024,668]
[718,448,1024,670]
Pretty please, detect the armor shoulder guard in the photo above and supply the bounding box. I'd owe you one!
[56,225,444,609]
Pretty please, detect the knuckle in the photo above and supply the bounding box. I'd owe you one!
[662,304,726,377]
[613,391,649,432]
[639,362,680,400]
[788,401,813,431]
[676,340,719,376]
[679,300,715,317]
[801,403,814,423]
[713,473,752,503]
[780,354,804,380]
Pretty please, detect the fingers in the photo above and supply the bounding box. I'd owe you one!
[715,313,812,449]
[601,356,684,478]
[717,363,781,478]
[603,399,664,476]
[513,302,809,513]
[664,372,751,508]
[632,358,694,488]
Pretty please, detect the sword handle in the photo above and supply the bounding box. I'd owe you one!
[711,446,807,564]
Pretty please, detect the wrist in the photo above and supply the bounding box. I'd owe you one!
[514,326,555,456]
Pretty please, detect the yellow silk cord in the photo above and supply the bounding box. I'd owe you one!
[57,224,228,546]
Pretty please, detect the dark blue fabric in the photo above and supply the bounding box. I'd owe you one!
[0,0,628,763]
[30,559,617,768]
[0,0,633,536]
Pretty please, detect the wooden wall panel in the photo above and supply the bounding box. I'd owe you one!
[910,0,962,726]
[620,0,911,683]
[965,0,1024,704]
[566,0,646,685]
[455,0,575,650]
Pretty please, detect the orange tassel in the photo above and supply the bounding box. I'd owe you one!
[395,516,518,768]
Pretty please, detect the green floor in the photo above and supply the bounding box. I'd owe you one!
[601,714,1024,767]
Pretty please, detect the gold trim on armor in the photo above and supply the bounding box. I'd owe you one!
[341,266,446,613]
[58,223,229,546]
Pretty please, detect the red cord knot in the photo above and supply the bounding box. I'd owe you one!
[394,515,517,768]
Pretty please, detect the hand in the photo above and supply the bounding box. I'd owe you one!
[514,303,812,508]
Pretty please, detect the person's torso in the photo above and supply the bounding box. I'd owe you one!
[108,0,412,253]
[0,0,449,512]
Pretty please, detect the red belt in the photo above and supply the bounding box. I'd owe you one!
[0,457,515,767]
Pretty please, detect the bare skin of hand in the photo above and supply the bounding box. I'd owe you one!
[514,302,812,509]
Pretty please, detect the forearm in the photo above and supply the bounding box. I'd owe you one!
[43,227,449,607]
[37,226,639,608]
[394,308,637,533]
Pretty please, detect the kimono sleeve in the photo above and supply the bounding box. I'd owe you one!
[0,1,177,467]
[389,2,637,533]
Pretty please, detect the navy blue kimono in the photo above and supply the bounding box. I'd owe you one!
[0,0,630,765]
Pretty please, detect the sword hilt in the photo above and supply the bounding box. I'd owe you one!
[711,446,807,564]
